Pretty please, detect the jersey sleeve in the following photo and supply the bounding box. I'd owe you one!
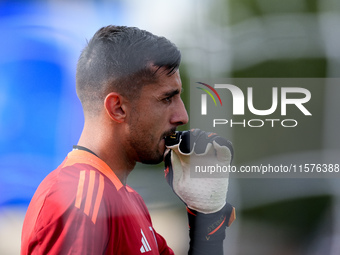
[23,167,110,254]
[34,204,109,254]
[153,229,175,255]
[132,191,175,255]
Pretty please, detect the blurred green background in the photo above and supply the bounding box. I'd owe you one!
[177,0,340,254]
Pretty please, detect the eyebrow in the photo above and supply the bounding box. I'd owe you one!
[162,89,181,98]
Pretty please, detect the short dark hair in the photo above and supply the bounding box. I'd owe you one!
[76,25,181,115]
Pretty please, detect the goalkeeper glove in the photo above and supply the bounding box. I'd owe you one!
[164,129,235,254]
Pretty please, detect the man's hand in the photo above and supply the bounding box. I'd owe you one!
[164,129,236,255]
[164,129,234,214]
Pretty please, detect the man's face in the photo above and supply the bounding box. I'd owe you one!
[126,70,188,164]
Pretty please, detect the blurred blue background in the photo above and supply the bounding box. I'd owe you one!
[0,0,126,208]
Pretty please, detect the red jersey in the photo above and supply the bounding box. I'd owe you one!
[21,149,174,255]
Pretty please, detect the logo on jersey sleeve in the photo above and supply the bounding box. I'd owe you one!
[140,229,152,253]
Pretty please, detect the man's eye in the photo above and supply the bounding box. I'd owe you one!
[163,96,173,103]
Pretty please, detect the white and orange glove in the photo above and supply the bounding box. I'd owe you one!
[164,129,235,255]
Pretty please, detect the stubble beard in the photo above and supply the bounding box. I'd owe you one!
[126,113,165,165]
[127,128,165,164]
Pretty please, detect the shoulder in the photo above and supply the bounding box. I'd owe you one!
[125,185,151,215]
[125,185,143,200]
[34,156,122,225]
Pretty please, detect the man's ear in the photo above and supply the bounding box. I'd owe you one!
[104,92,126,123]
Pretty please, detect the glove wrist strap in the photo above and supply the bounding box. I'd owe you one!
[187,202,235,241]
[187,203,235,255]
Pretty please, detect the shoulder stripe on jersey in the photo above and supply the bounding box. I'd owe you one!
[74,170,105,224]
[92,174,104,224]
[84,170,96,216]
[75,170,86,208]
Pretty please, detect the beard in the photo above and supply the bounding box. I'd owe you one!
[128,130,164,164]
[126,112,175,165]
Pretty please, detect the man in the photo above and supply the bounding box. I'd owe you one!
[21,25,235,254]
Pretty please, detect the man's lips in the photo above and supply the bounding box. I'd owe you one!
[162,129,177,140]
[164,131,182,146]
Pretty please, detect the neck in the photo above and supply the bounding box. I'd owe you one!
[77,121,135,186]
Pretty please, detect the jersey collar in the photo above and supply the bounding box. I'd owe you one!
[63,149,124,191]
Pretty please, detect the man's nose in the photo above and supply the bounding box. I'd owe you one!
[171,99,189,126]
